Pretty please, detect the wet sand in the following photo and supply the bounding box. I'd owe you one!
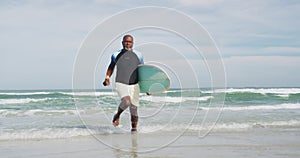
[1,128,299,158]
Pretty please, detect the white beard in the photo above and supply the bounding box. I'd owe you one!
[124,47,132,51]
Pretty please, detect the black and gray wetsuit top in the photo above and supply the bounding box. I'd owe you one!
[108,49,144,85]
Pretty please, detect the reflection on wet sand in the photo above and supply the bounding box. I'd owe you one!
[112,133,138,158]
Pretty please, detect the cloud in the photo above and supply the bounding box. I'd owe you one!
[175,0,224,8]
[1,0,300,89]
[202,2,300,59]
[261,47,300,55]
[219,46,300,58]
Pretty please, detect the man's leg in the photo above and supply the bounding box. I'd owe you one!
[130,105,138,132]
[112,96,131,127]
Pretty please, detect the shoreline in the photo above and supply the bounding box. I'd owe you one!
[1,128,299,158]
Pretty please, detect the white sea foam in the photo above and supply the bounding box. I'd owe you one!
[275,94,290,98]
[63,92,116,96]
[140,96,213,103]
[0,110,19,116]
[197,120,300,132]
[220,103,300,111]
[0,128,92,140]
[1,120,299,140]
[140,120,300,133]
[185,96,213,101]
[212,120,300,131]
[0,125,121,140]
[203,88,300,95]
[196,103,300,111]
[0,91,116,97]
[0,98,49,105]
[0,109,81,117]
[0,92,52,95]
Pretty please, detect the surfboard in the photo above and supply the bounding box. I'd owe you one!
[138,64,170,94]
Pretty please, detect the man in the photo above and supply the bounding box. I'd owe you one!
[103,35,144,132]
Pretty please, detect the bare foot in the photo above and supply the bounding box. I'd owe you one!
[131,128,137,133]
[112,114,119,127]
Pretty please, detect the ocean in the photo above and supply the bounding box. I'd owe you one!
[1,87,299,141]
[0,88,300,158]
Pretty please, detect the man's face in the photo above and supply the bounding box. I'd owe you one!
[122,36,134,50]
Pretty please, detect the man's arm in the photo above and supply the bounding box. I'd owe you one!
[103,62,115,86]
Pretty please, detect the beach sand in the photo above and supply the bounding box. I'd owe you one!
[1,128,299,158]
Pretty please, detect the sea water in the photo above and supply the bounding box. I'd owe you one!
[0,88,300,141]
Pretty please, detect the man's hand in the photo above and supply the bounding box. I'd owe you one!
[103,78,110,86]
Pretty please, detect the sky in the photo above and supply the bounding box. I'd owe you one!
[1,0,300,90]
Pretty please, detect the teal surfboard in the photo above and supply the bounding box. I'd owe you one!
[138,64,170,94]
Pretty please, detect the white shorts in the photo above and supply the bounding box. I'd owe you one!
[115,82,140,106]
